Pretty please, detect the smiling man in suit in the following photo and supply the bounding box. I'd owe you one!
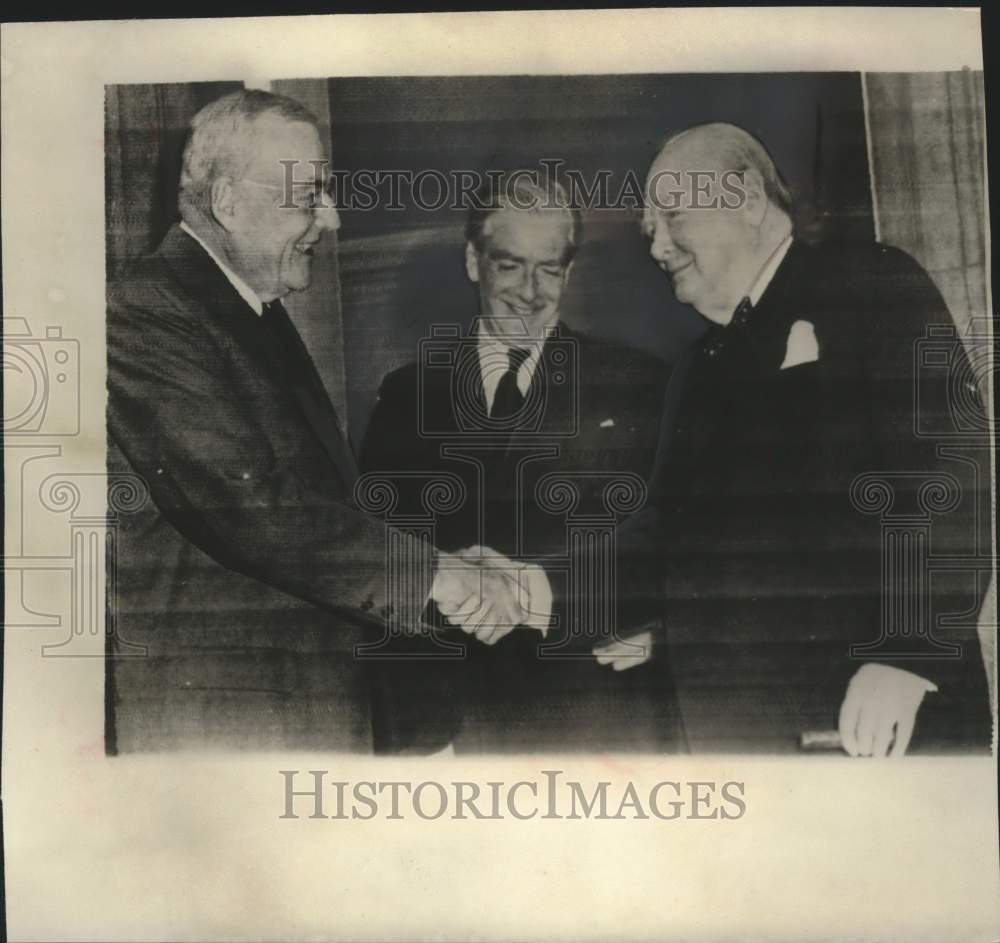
[624,122,991,755]
[362,171,683,753]
[106,89,527,752]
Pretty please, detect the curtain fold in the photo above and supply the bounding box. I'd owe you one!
[864,70,994,710]
[271,79,348,429]
[104,82,243,279]
[865,71,989,344]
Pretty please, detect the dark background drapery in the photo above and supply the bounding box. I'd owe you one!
[330,72,873,446]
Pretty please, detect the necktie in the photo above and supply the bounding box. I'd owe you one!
[731,295,753,327]
[489,346,531,420]
[702,296,753,360]
[484,346,531,554]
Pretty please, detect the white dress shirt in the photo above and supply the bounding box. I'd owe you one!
[476,323,544,413]
[747,233,793,308]
[180,220,264,316]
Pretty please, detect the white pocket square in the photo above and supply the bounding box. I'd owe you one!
[781,320,819,369]
[599,418,615,428]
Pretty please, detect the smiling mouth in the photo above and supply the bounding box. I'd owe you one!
[666,259,693,279]
[506,302,541,317]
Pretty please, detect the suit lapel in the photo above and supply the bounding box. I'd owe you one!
[735,240,810,372]
[285,373,360,484]
[159,225,359,485]
[454,342,487,429]
[505,329,571,455]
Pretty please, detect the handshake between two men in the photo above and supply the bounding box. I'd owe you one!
[429,546,552,646]
[427,546,653,672]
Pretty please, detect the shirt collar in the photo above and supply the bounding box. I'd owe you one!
[180,220,265,317]
[475,320,545,407]
[746,233,793,308]
[476,322,544,372]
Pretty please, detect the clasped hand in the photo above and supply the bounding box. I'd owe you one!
[430,546,551,645]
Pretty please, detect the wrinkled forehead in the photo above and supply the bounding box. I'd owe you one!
[647,135,728,179]
[644,138,733,212]
[243,115,327,182]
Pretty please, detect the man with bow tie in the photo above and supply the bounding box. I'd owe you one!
[106,90,528,753]
[362,171,683,753]
[623,121,991,755]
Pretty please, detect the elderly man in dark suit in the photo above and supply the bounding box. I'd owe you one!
[619,122,991,755]
[362,172,683,753]
[107,89,526,752]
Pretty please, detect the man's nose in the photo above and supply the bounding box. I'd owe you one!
[313,204,341,234]
[517,269,539,302]
[649,223,674,262]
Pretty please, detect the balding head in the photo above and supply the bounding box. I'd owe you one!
[649,122,793,216]
[642,122,794,324]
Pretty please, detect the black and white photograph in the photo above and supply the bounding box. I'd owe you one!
[103,72,993,756]
[3,8,998,941]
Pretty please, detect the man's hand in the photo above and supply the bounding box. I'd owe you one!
[430,550,527,646]
[838,664,936,757]
[593,630,654,671]
[456,546,552,638]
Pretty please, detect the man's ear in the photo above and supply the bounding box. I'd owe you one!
[464,242,481,283]
[210,177,239,232]
[742,168,768,227]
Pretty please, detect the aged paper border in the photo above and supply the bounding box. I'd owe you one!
[3,8,997,941]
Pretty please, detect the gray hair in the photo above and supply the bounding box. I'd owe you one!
[659,122,794,216]
[178,88,319,221]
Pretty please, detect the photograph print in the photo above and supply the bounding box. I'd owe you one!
[103,70,995,757]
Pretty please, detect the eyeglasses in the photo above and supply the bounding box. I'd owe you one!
[240,177,336,212]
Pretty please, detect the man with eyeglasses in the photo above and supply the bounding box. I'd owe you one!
[106,89,528,753]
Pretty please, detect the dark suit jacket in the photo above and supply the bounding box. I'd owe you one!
[106,225,432,753]
[622,239,991,751]
[361,325,684,753]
